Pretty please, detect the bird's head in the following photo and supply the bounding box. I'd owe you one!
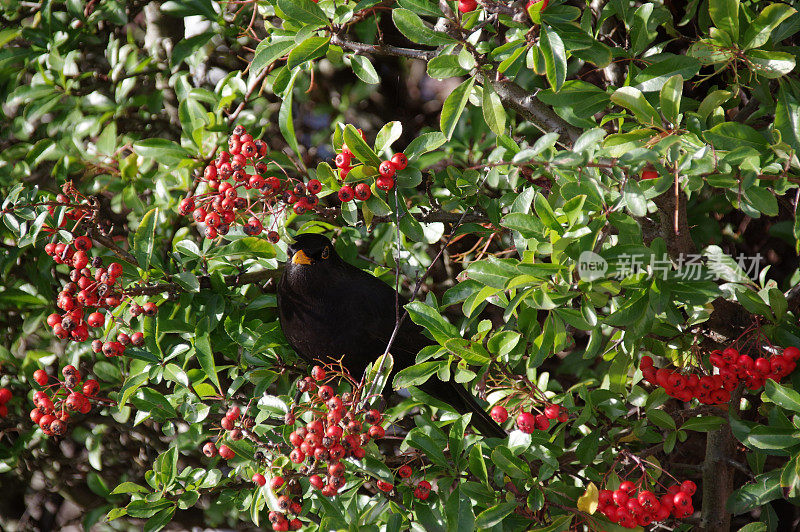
[286,233,338,268]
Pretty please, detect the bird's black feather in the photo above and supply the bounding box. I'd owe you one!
[277,233,505,438]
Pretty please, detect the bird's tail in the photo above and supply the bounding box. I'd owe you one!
[420,380,507,439]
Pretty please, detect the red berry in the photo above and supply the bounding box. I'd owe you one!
[673,491,692,507]
[143,302,158,316]
[87,312,104,328]
[368,425,385,439]
[390,153,408,170]
[335,152,351,169]
[179,198,195,215]
[612,489,629,506]
[0,388,11,404]
[490,405,508,423]
[318,385,334,401]
[290,449,305,463]
[33,370,48,386]
[458,0,477,12]
[219,444,235,460]
[378,160,396,178]
[543,404,560,420]
[271,476,285,490]
[619,480,636,495]
[376,176,394,190]
[309,474,324,489]
[131,332,145,346]
[338,185,355,202]
[73,236,92,251]
[376,480,393,492]
[252,473,266,486]
[534,414,550,430]
[784,346,800,361]
[398,465,412,478]
[680,480,697,496]
[307,179,322,194]
[516,411,536,433]
[311,366,326,381]
[354,183,371,201]
[641,169,658,180]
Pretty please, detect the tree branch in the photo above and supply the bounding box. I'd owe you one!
[330,35,437,61]
[487,76,583,148]
[125,267,283,296]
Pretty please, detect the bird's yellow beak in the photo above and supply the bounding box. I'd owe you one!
[291,249,313,265]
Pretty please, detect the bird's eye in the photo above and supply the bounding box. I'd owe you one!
[321,246,330,259]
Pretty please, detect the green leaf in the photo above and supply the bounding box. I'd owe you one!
[537,80,610,118]
[440,77,476,139]
[132,388,177,420]
[742,3,796,49]
[610,86,661,126]
[344,124,382,166]
[392,9,454,46]
[407,430,449,467]
[746,49,796,78]
[111,482,149,495]
[728,469,781,514]
[775,85,800,154]
[481,83,506,136]
[118,373,149,409]
[133,208,158,271]
[623,179,647,217]
[697,89,732,119]
[172,272,200,292]
[195,333,221,392]
[249,38,295,80]
[427,55,469,79]
[710,0,739,40]
[475,502,517,529]
[539,25,567,92]
[393,361,445,389]
[171,32,215,68]
[491,446,530,479]
[469,444,489,485]
[704,122,768,151]
[764,380,800,414]
[374,121,403,154]
[132,139,190,165]
[635,56,698,93]
[659,74,683,124]
[143,506,175,532]
[350,55,380,84]
[746,426,800,450]
[405,132,447,162]
[405,301,459,343]
[680,416,726,432]
[277,0,328,28]
[287,36,330,69]
[279,69,301,156]
[646,409,676,430]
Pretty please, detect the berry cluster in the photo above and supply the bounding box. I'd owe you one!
[184,125,318,242]
[44,235,152,357]
[641,346,799,403]
[457,0,548,15]
[29,365,105,436]
[202,405,255,460]
[334,141,407,203]
[394,463,433,500]
[0,387,12,418]
[284,366,387,497]
[598,480,697,528]
[489,403,568,434]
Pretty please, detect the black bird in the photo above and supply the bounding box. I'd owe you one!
[277,233,505,438]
